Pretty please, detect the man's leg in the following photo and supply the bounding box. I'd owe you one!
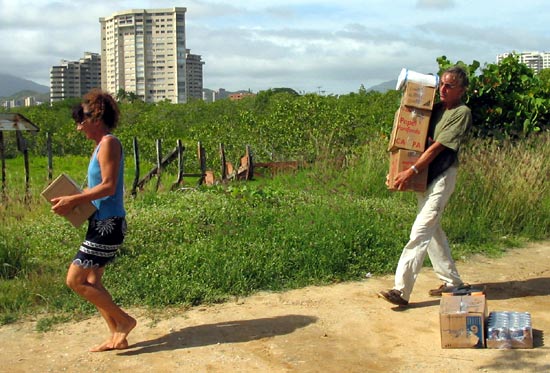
[393,167,458,301]
[428,225,462,286]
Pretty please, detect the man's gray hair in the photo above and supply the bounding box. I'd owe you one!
[444,65,469,88]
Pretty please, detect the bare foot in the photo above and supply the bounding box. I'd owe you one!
[112,316,137,350]
[90,338,115,352]
[114,338,129,350]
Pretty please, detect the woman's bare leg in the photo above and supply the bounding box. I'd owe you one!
[85,267,120,351]
[66,263,136,352]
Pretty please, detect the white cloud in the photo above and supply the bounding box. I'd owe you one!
[1,0,550,94]
[416,0,456,9]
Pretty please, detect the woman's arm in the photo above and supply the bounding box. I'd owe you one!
[51,137,121,216]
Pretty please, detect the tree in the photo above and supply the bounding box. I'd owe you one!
[437,55,550,138]
[537,68,550,92]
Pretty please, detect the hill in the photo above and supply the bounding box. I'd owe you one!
[367,79,397,93]
[0,73,49,99]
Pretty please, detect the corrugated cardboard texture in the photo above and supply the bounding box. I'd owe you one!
[440,295,487,348]
[41,174,96,228]
[387,106,431,152]
[401,81,437,110]
[388,149,427,192]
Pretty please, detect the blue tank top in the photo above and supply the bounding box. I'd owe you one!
[88,135,126,219]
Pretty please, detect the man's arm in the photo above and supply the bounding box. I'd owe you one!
[392,141,448,191]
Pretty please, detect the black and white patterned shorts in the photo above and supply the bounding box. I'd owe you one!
[72,217,127,269]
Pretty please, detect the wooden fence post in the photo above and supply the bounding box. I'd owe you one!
[46,132,53,182]
[155,139,162,192]
[197,141,206,185]
[219,143,227,181]
[171,139,185,191]
[16,131,31,202]
[0,131,5,201]
[131,136,140,197]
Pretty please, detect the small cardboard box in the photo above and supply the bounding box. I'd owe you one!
[401,81,437,110]
[439,294,487,349]
[41,173,96,228]
[387,149,427,192]
[387,106,431,152]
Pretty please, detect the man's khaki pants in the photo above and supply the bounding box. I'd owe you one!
[394,166,463,301]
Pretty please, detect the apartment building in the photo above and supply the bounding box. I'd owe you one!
[186,49,205,100]
[100,7,202,103]
[497,51,550,73]
[50,52,101,103]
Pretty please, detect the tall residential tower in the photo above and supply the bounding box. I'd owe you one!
[100,7,200,103]
[50,52,101,103]
[497,51,550,73]
[185,49,205,100]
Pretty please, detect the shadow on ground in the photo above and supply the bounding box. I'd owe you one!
[118,314,317,356]
[473,278,550,300]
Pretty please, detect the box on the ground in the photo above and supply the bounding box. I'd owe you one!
[387,149,427,192]
[400,81,437,111]
[41,173,96,228]
[486,311,533,349]
[387,106,431,152]
[439,294,487,348]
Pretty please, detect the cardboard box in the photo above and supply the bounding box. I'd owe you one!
[387,106,431,152]
[401,81,437,110]
[387,149,427,192]
[439,294,487,349]
[41,173,96,228]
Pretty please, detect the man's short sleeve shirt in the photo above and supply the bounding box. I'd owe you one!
[430,103,472,152]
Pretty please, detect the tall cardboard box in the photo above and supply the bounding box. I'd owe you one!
[439,294,487,349]
[387,106,431,152]
[388,149,427,192]
[401,81,437,110]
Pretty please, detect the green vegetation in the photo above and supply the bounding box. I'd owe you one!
[1,57,549,328]
[438,54,550,138]
[2,133,549,328]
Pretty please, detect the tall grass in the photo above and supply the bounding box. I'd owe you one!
[451,135,550,240]
[1,134,549,326]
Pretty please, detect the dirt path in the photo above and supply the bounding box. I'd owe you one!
[2,241,549,373]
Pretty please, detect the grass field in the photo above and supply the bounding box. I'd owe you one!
[1,134,549,329]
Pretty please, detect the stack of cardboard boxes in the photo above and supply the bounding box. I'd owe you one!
[387,70,438,192]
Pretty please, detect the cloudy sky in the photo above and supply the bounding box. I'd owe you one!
[1,0,548,95]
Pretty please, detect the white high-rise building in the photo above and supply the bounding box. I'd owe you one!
[100,7,197,103]
[497,51,550,73]
[50,52,101,103]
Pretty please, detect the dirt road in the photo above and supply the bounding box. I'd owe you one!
[1,241,549,372]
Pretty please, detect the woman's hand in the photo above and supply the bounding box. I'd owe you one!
[50,196,77,216]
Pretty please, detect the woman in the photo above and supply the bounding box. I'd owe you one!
[51,89,136,352]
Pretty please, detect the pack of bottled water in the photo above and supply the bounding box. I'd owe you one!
[486,311,533,349]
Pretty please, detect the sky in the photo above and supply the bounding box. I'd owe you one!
[1,0,549,95]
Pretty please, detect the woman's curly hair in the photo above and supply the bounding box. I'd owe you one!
[82,88,120,129]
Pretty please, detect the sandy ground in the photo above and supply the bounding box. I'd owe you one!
[1,241,549,373]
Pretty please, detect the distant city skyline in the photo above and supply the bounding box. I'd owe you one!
[1,1,550,95]
[496,51,550,73]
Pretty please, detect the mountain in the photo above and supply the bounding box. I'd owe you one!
[367,80,398,93]
[0,73,49,98]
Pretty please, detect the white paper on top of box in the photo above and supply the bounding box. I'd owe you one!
[396,68,439,90]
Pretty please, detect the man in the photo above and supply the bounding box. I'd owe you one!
[378,65,472,307]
